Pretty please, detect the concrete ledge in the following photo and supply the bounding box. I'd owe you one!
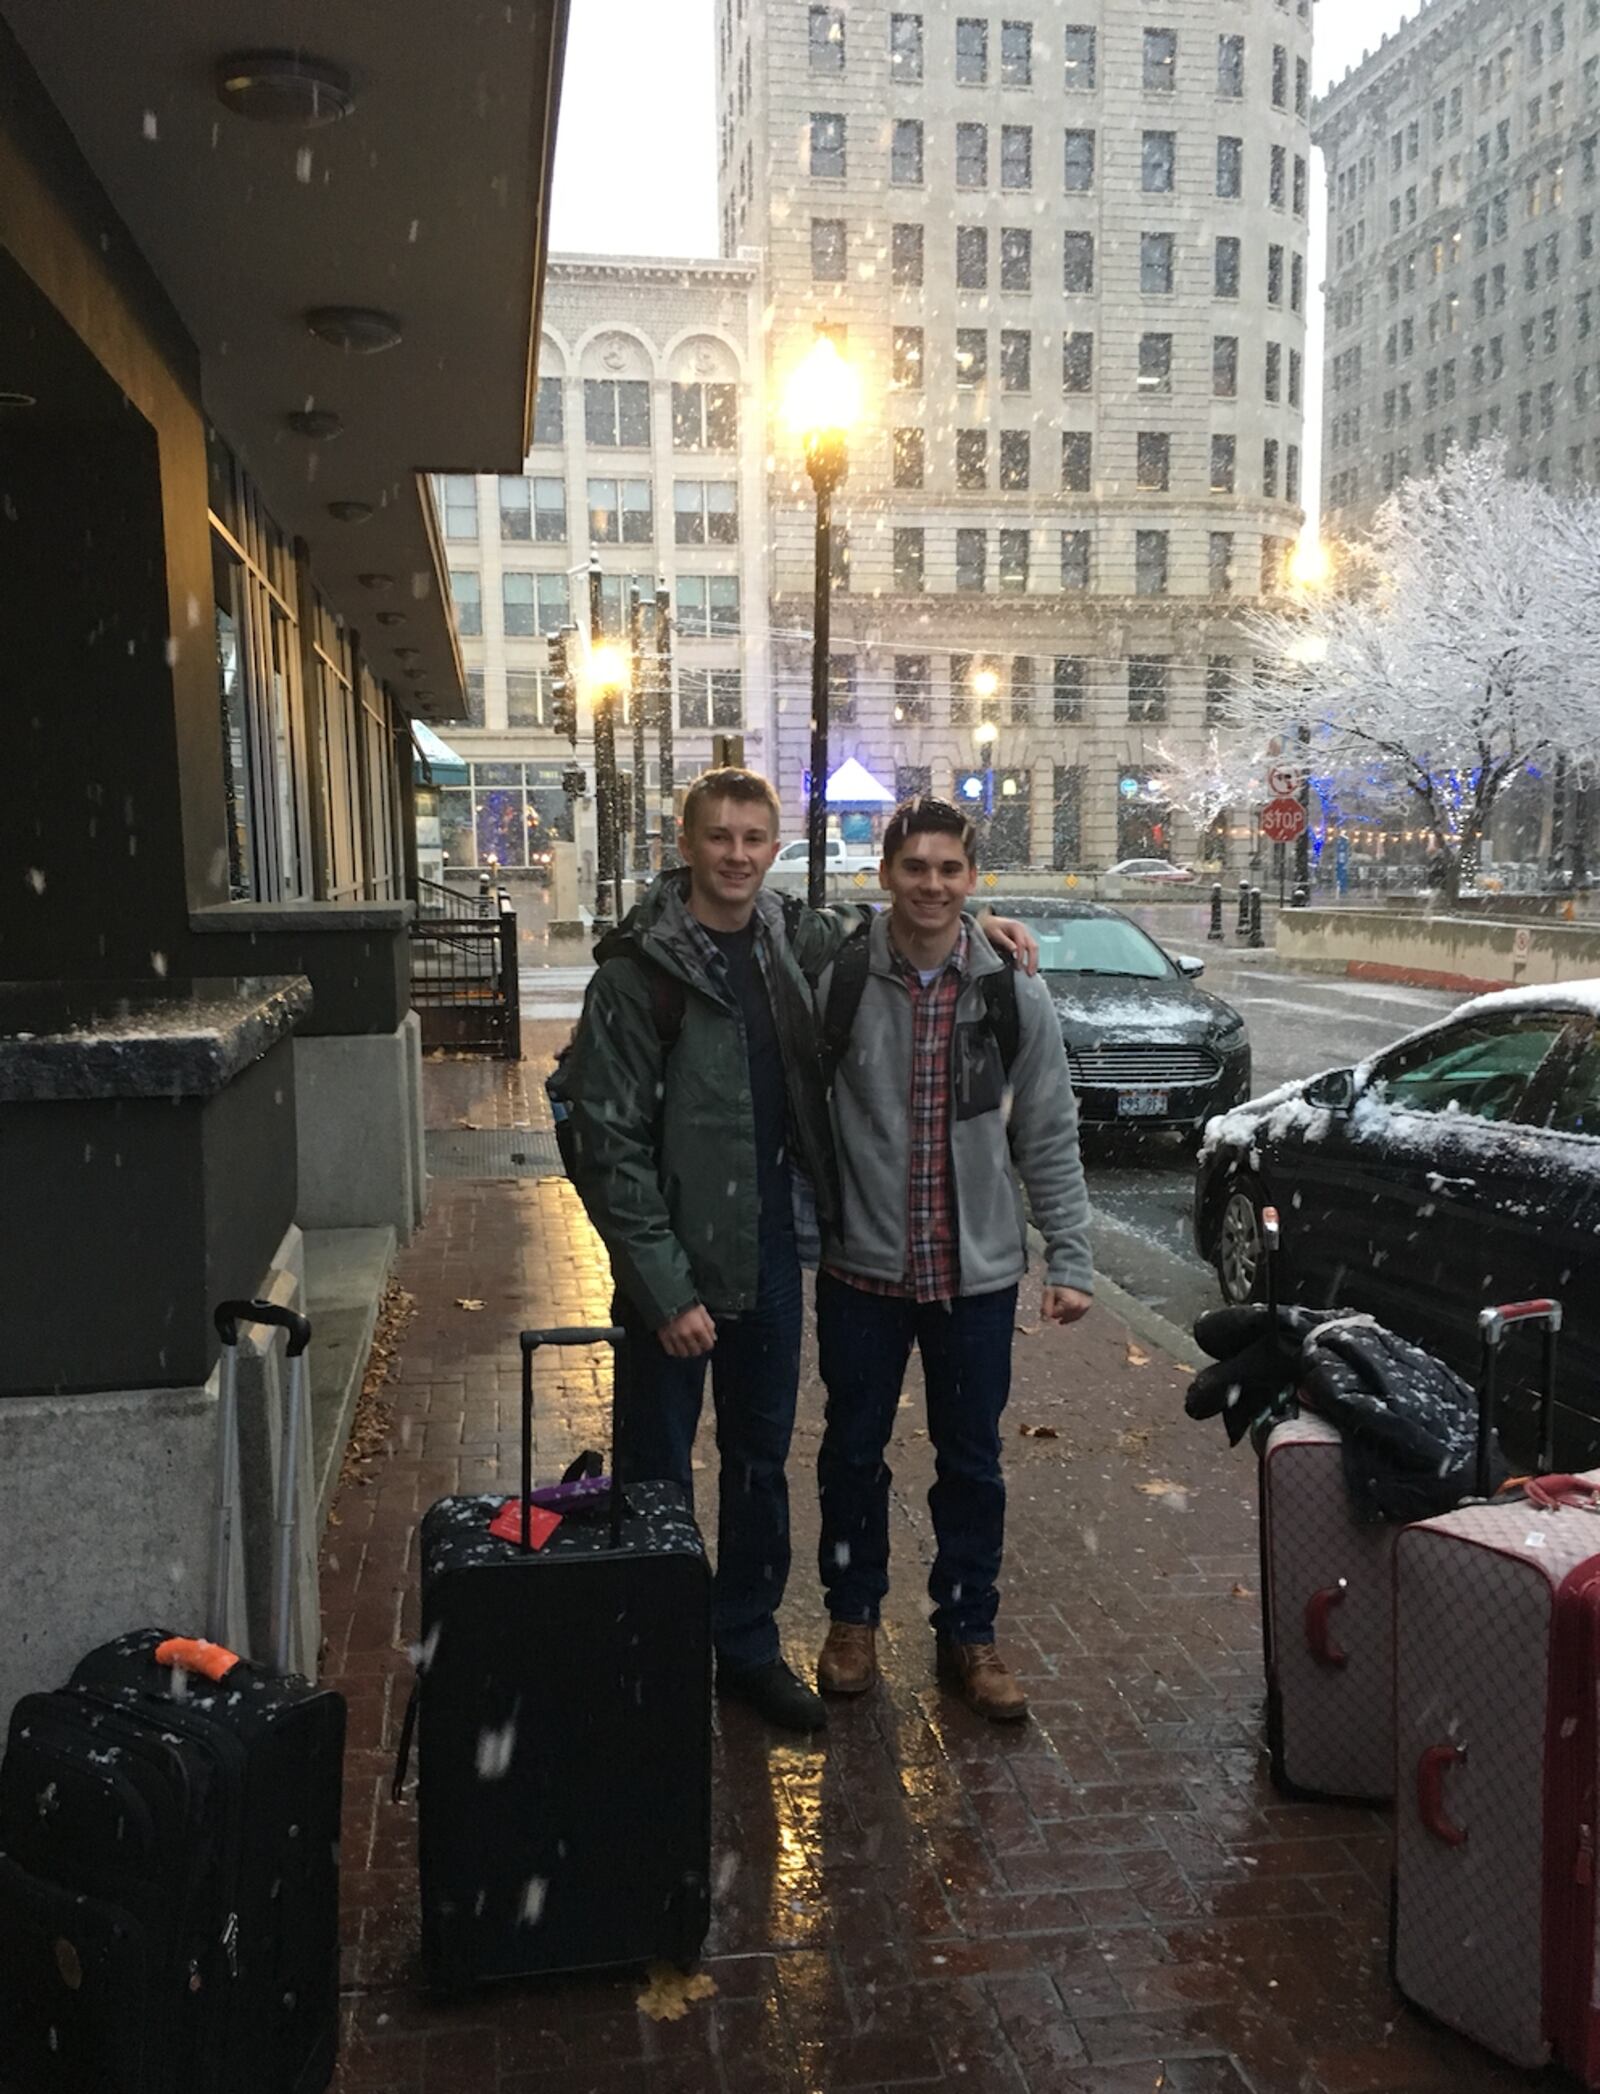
[303,1225,396,1539]
[294,1019,423,1242]
[1276,906,1600,993]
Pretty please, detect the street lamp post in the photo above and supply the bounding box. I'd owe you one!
[584,576,630,937]
[972,713,999,856]
[1286,536,1332,899]
[654,577,675,870]
[783,334,860,908]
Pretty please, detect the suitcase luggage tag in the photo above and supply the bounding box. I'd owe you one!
[487,1500,563,1549]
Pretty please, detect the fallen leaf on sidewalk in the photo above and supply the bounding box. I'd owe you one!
[1015,1321,1041,1337]
[1231,1583,1253,1599]
[1125,1342,1151,1368]
[1137,1479,1187,1499]
[1118,1426,1153,1455]
[454,1298,486,1312]
[1019,1423,1059,1439]
[637,1962,717,2021]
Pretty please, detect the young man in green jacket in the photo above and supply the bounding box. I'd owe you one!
[556,769,1036,1733]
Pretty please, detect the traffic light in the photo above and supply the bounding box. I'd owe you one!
[711,732,745,769]
[549,628,577,746]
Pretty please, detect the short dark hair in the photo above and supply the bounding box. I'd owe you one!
[881,795,977,866]
[681,767,781,837]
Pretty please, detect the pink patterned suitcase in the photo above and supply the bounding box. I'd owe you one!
[1261,1414,1396,1801]
[1390,1301,1600,2078]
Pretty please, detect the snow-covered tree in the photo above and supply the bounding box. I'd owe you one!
[1149,730,1272,862]
[1234,445,1600,901]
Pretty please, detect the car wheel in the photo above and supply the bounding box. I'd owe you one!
[1215,1179,1269,1304]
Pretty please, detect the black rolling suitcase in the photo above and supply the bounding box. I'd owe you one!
[0,1302,345,2094]
[393,1324,712,1990]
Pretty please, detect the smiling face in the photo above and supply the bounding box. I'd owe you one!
[679,794,781,919]
[881,826,978,941]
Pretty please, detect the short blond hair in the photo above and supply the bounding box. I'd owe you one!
[681,767,781,837]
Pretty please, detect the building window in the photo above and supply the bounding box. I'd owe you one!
[585,379,650,447]
[957,428,988,487]
[1001,124,1032,188]
[1263,438,1280,497]
[498,475,534,541]
[1064,24,1096,89]
[894,654,932,722]
[1000,329,1031,392]
[1215,236,1242,297]
[826,656,857,723]
[1062,430,1093,492]
[594,572,654,639]
[502,572,570,637]
[532,377,563,447]
[1286,443,1301,503]
[810,5,845,71]
[1060,531,1091,590]
[1265,341,1282,402]
[956,328,987,386]
[450,568,482,637]
[893,526,925,592]
[1064,128,1096,191]
[956,16,988,83]
[1144,27,1177,92]
[1271,43,1287,108]
[1128,654,1170,719]
[811,218,847,280]
[1010,656,1035,722]
[957,121,988,187]
[672,480,737,546]
[1000,428,1031,486]
[1143,131,1176,192]
[998,528,1030,591]
[1141,231,1175,293]
[1138,333,1172,392]
[1270,143,1286,207]
[1217,135,1243,198]
[892,117,924,184]
[1266,244,1284,306]
[1289,347,1303,407]
[1218,33,1245,98]
[437,473,478,538]
[1063,230,1095,292]
[830,527,851,591]
[533,478,567,543]
[893,426,925,487]
[1208,534,1234,595]
[892,326,924,388]
[1293,154,1308,216]
[1213,334,1239,397]
[1053,762,1084,869]
[1054,658,1086,722]
[1137,432,1170,491]
[1291,252,1305,312]
[506,670,546,726]
[1063,329,1094,392]
[1001,20,1032,86]
[809,110,846,177]
[956,224,987,289]
[675,574,741,636]
[589,477,653,544]
[956,528,987,591]
[1205,656,1234,719]
[1135,530,1169,596]
[679,669,744,729]
[890,12,924,81]
[1210,435,1236,492]
[1000,227,1032,290]
[672,382,738,450]
[892,222,924,286]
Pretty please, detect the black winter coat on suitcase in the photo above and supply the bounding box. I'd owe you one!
[400,1328,712,1990]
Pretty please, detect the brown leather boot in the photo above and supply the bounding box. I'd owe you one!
[816,1621,878,1696]
[936,1639,1029,1723]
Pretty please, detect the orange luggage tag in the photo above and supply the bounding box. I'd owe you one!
[154,1637,241,1683]
[487,1501,562,1549]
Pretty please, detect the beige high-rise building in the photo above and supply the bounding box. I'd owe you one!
[1318,0,1600,538]
[721,0,1313,866]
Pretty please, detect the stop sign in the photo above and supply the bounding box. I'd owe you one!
[1260,795,1308,845]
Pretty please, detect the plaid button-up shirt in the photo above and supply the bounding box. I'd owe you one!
[831,919,968,1304]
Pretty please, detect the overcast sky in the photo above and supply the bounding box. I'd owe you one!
[548,1,1425,522]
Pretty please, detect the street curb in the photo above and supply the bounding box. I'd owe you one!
[1026,1226,1194,1370]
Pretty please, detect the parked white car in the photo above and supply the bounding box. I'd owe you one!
[768,838,881,886]
[1106,858,1196,883]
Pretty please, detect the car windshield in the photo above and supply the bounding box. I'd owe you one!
[1020,916,1171,980]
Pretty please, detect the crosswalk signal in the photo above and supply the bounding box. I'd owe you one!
[711,732,745,769]
[549,629,577,746]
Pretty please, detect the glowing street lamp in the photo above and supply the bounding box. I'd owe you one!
[784,332,861,906]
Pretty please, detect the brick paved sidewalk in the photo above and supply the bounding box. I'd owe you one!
[323,1037,1534,2094]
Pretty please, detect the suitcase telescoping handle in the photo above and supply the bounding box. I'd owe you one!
[212,1300,312,1676]
[519,1326,627,1549]
[1476,1297,1563,1496]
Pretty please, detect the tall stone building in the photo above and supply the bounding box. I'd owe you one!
[431,254,770,874]
[720,0,1313,865]
[1319,0,1600,536]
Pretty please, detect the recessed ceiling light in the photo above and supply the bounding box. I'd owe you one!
[374,610,407,626]
[306,306,402,354]
[395,647,422,665]
[0,390,37,410]
[327,499,373,523]
[357,572,394,591]
[216,52,354,127]
[286,407,343,439]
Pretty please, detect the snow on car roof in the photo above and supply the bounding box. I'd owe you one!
[1452,978,1600,1023]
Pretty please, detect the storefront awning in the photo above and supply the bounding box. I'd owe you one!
[826,757,896,809]
[412,719,468,786]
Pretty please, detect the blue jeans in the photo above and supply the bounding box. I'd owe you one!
[815,1271,1019,1644]
[613,1233,803,1671]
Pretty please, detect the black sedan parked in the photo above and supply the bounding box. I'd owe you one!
[1194,983,1600,1465]
[987,898,1251,1138]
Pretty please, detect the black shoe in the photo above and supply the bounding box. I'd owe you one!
[716,1657,827,1733]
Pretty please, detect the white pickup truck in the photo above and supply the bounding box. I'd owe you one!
[767,837,881,889]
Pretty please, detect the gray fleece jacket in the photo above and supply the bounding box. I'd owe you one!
[820,912,1095,1298]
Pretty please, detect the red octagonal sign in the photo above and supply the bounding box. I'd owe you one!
[1260,795,1308,845]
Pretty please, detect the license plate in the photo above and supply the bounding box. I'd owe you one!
[1117,1088,1169,1118]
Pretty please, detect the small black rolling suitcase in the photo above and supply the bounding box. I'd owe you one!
[393,1325,712,1990]
[0,1301,345,2094]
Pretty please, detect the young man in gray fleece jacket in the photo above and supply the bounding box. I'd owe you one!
[813,797,1095,1721]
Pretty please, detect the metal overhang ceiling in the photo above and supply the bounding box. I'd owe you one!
[2,0,568,718]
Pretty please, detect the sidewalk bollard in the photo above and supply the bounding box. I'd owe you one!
[1290,882,1310,909]
[1236,882,1251,937]
[1248,886,1265,948]
[1208,883,1225,941]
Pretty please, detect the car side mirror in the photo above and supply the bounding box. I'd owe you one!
[1305,1067,1358,1112]
[1173,953,1205,978]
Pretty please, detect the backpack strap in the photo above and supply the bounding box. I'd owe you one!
[979,959,1021,1075]
[642,958,686,1049]
[819,927,873,1087]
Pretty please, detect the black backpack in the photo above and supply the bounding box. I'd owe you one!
[818,926,1020,1089]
